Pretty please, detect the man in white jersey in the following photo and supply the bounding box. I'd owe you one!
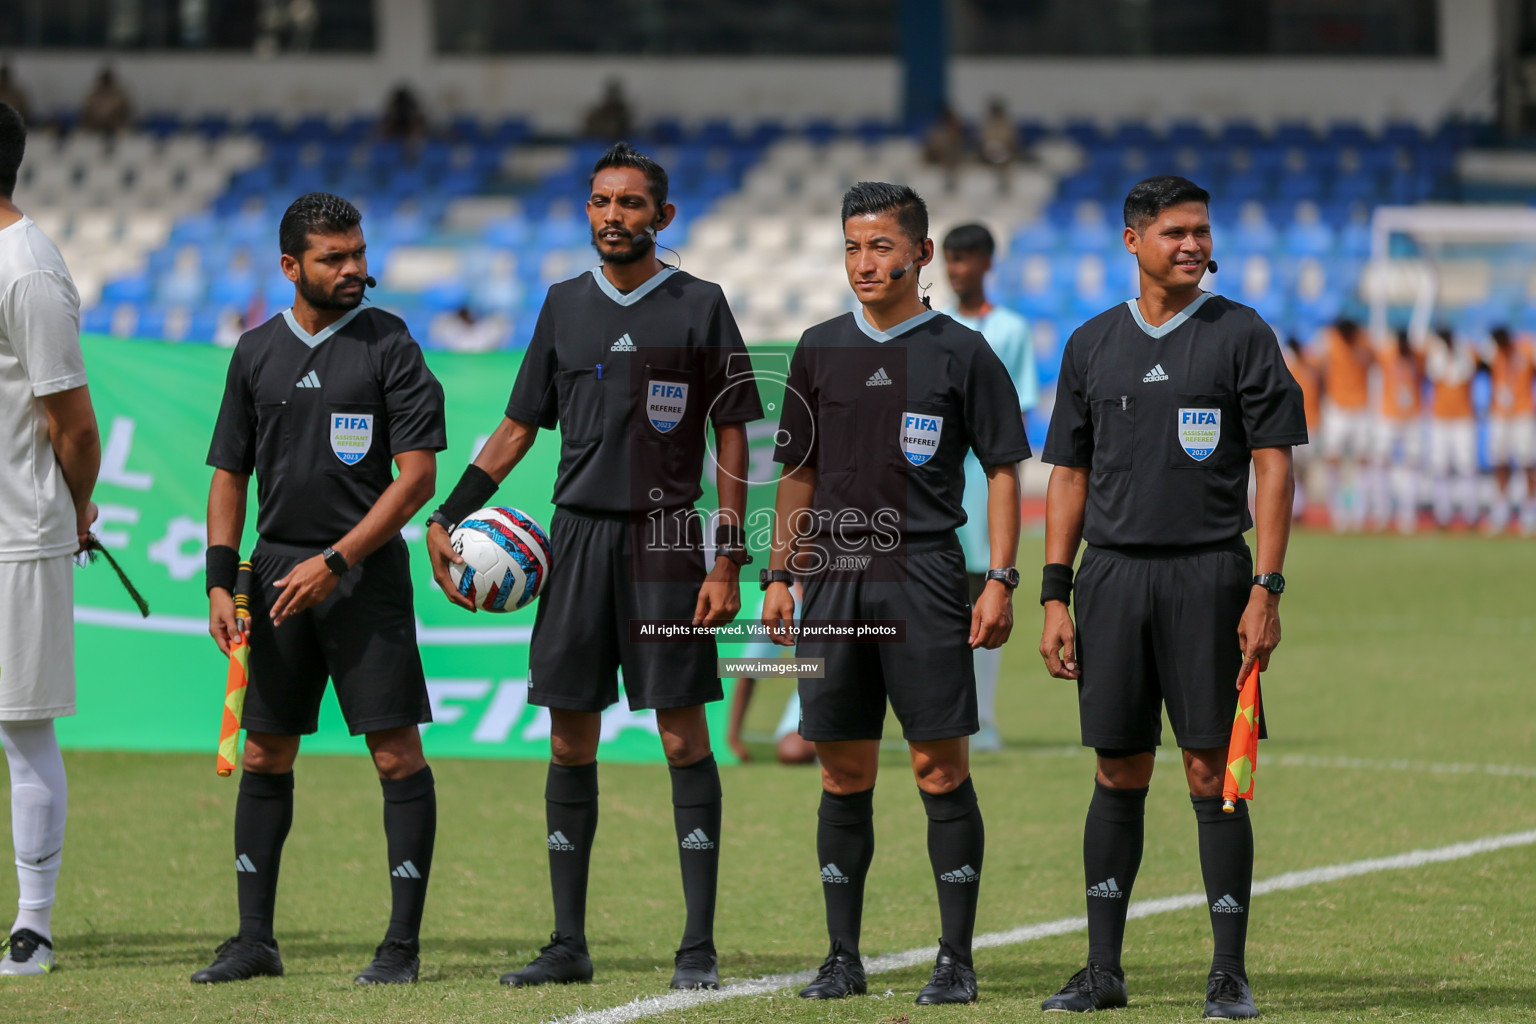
[0,102,101,976]
[942,224,1036,752]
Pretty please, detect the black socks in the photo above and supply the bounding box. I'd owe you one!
[817,787,875,953]
[670,754,723,950]
[381,766,436,945]
[546,761,599,941]
[920,776,985,964]
[1192,795,1253,978]
[1083,780,1148,968]
[234,770,294,943]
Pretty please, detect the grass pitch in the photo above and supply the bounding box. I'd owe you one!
[3,530,1535,1022]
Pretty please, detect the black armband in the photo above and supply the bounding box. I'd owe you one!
[206,544,240,594]
[435,464,500,530]
[1040,563,1074,606]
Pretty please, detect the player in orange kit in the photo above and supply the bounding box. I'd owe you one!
[1282,335,1322,520]
[1424,327,1479,529]
[1484,326,1536,534]
[1369,330,1425,534]
[1316,319,1375,531]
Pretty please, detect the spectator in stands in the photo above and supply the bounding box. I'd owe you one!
[942,223,1035,753]
[1484,326,1536,534]
[78,68,131,135]
[1316,318,1374,531]
[431,305,504,353]
[922,105,969,176]
[0,66,30,125]
[213,310,246,348]
[978,98,1018,169]
[1369,329,1425,534]
[379,84,427,141]
[1424,326,1479,528]
[582,79,633,142]
[1282,336,1321,520]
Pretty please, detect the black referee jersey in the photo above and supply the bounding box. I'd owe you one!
[1043,293,1308,548]
[207,306,448,547]
[506,267,763,513]
[773,309,1032,547]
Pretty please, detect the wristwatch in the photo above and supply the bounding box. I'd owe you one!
[985,567,1021,590]
[715,523,753,566]
[1252,572,1285,595]
[759,569,794,591]
[322,547,350,577]
[426,509,455,533]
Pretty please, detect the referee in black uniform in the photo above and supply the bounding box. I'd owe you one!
[424,143,761,991]
[764,182,1031,1006]
[1037,176,1306,1019]
[200,193,447,985]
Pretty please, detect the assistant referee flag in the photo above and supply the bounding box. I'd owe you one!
[1222,662,1261,812]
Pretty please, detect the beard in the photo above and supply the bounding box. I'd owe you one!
[591,225,655,265]
[297,265,365,311]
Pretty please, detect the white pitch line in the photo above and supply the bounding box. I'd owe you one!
[551,827,1536,1024]
[1275,753,1536,779]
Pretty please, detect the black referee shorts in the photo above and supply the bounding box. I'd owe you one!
[527,507,721,713]
[243,537,431,737]
[797,537,976,744]
[1073,539,1255,751]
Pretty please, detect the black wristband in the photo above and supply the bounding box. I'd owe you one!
[437,464,499,529]
[1040,563,1074,606]
[206,544,240,594]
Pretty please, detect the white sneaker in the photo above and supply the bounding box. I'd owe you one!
[0,929,54,975]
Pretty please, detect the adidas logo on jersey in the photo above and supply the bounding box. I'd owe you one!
[234,854,257,874]
[821,863,851,884]
[939,864,980,884]
[295,370,322,388]
[391,860,422,879]
[1088,877,1124,898]
[680,828,716,850]
[547,831,576,852]
[611,333,636,351]
[1142,363,1169,383]
[865,367,894,387]
[1211,894,1245,914]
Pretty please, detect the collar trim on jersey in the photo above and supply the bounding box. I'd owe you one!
[282,305,364,349]
[855,308,939,343]
[1125,291,1212,340]
[590,265,677,307]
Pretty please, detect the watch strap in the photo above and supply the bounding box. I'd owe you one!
[322,547,350,576]
[759,569,794,591]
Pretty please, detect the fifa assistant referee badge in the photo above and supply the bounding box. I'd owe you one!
[1252,572,1285,595]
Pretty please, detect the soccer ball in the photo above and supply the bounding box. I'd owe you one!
[448,507,553,613]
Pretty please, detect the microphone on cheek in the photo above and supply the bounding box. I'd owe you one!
[364,276,377,288]
[1206,259,1219,275]
[890,262,913,280]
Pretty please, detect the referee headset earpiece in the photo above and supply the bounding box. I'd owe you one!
[889,240,931,281]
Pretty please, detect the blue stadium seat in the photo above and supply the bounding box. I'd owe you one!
[100,273,152,305]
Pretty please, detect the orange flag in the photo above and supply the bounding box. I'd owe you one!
[216,562,253,777]
[1222,661,1261,812]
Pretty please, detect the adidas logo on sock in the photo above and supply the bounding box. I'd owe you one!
[295,370,322,388]
[547,831,576,852]
[680,828,716,850]
[235,854,257,874]
[821,863,850,884]
[391,860,422,879]
[939,864,980,884]
[611,333,636,351]
[1088,877,1124,898]
[865,367,893,387]
[1142,363,1169,383]
[1212,894,1245,914]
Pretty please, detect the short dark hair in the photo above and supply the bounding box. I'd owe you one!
[589,141,668,208]
[942,223,995,257]
[1123,175,1210,231]
[0,102,25,199]
[841,181,928,243]
[279,192,362,258]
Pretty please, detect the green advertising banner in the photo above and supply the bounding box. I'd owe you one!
[65,335,794,765]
